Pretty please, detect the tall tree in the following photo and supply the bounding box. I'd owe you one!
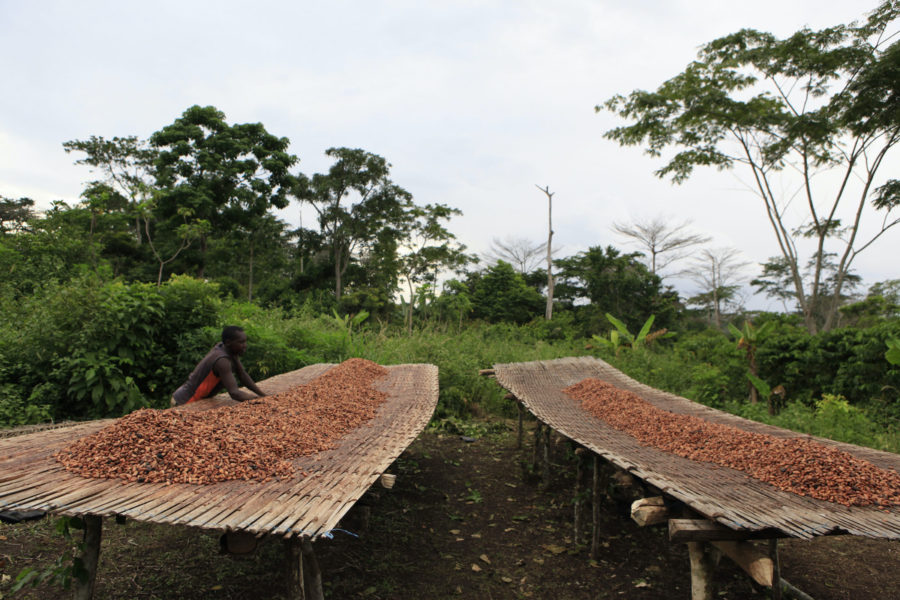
[0,196,35,234]
[752,253,862,322]
[484,236,546,274]
[554,245,678,334]
[398,203,474,332]
[611,217,710,275]
[63,135,157,244]
[536,185,555,320]
[684,247,749,328]
[299,147,412,300]
[601,1,900,333]
[150,105,298,277]
[468,260,544,324]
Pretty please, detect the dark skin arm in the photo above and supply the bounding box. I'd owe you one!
[213,358,264,402]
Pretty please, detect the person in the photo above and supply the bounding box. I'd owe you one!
[171,326,265,406]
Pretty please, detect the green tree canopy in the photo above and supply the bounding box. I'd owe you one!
[553,245,679,334]
[297,147,412,300]
[468,260,544,324]
[150,105,299,276]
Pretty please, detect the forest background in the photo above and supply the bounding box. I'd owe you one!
[2,2,900,455]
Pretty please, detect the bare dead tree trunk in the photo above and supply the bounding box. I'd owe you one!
[536,185,555,320]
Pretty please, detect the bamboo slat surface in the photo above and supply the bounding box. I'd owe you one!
[493,356,900,540]
[0,363,438,540]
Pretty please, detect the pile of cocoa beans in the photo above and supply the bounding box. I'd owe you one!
[564,378,900,508]
[55,358,389,485]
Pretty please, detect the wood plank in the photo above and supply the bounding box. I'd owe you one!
[711,540,774,587]
[669,519,789,543]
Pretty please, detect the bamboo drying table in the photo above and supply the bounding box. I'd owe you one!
[489,356,900,600]
[0,362,439,599]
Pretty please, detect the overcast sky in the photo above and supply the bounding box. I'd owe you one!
[1,1,894,308]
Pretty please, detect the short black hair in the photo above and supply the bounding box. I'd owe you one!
[222,325,245,344]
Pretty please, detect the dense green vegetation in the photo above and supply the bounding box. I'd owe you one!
[2,2,899,455]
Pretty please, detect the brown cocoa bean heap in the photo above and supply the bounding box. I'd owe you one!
[564,378,900,508]
[55,358,388,485]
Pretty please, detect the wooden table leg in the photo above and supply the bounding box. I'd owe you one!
[301,539,324,600]
[541,425,551,489]
[590,455,601,560]
[687,541,715,600]
[74,515,102,600]
[285,537,305,600]
[516,403,524,449]
[770,539,782,600]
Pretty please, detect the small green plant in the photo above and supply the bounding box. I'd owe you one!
[12,517,89,592]
[887,338,900,365]
[592,313,673,355]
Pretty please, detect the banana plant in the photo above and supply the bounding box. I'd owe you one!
[330,309,369,359]
[728,320,775,405]
[592,313,674,355]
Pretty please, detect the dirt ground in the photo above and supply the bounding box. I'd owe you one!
[1,421,899,599]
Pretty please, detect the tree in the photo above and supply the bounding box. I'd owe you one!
[484,237,546,275]
[611,216,710,275]
[752,253,862,321]
[150,105,299,277]
[536,185,555,320]
[0,196,36,234]
[601,1,900,333]
[63,135,157,244]
[554,245,679,334]
[299,147,412,300]
[684,248,749,328]
[468,261,544,324]
[397,203,474,332]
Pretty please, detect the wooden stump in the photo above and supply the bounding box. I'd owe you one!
[75,515,102,600]
[687,541,715,600]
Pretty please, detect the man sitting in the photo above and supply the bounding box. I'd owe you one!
[171,326,265,406]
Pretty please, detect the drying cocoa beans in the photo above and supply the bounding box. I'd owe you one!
[564,378,900,508]
[55,358,389,485]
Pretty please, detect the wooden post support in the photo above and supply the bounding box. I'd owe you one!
[710,541,773,587]
[74,515,102,600]
[532,421,543,472]
[285,537,305,600]
[590,455,601,560]
[769,539,782,600]
[631,496,669,527]
[573,448,588,544]
[687,541,715,600]
[301,539,324,600]
[516,402,524,449]
[541,425,551,489]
